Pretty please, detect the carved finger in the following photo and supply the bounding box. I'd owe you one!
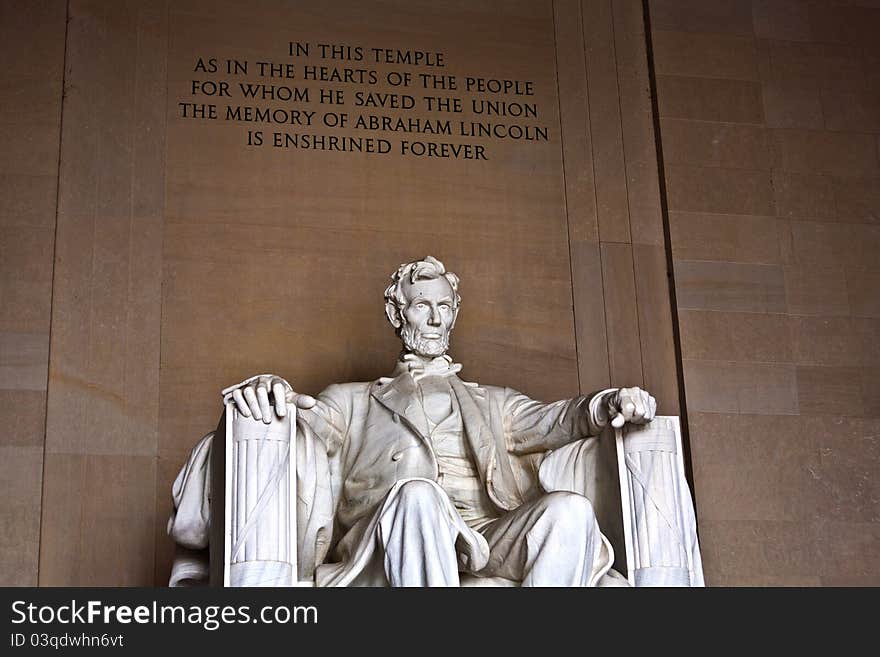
[649,396,657,419]
[232,388,251,417]
[633,394,647,420]
[256,385,272,423]
[243,386,262,421]
[272,380,287,417]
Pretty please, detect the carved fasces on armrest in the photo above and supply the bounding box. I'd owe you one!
[223,402,297,586]
[223,401,336,586]
[615,416,704,587]
[537,416,704,587]
[168,400,335,588]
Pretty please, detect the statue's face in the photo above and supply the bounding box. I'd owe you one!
[399,277,457,357]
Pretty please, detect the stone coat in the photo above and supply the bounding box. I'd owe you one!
[167,364,613,586]
[305,369,607,538]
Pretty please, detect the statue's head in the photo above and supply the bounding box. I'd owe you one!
[384,256,461,358]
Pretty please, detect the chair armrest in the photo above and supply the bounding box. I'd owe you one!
[615,416,704,587]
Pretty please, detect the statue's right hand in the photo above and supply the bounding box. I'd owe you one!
[222,374,316,424]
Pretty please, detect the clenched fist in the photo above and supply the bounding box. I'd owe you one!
[607,386,656,429]
[222,374,317,424]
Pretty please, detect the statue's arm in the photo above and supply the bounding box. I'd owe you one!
[501,388,618,454]
[501,385,657,454]
[295,383,351,455]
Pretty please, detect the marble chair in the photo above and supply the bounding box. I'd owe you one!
[168,400,703,588]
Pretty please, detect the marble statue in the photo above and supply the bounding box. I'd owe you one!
[168,256,701,587]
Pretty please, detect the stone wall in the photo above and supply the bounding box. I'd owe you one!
[0,0,66,586]
[650,0,880,585]
[1,0,876,586]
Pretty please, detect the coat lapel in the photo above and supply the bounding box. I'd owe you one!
[371,370,523,512]
[449,378,493,476]
[370,372,430,441]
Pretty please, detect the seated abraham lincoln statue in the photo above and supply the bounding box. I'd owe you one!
[168,256,663,587]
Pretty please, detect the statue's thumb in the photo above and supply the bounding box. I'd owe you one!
[294,394,317,409]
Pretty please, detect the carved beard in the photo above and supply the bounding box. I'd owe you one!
[400,322,450,357]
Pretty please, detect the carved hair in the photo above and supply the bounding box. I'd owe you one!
[384,256,460,334]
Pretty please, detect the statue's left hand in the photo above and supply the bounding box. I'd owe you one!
[608,387,657,429]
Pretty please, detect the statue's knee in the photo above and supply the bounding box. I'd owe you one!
[396,479,443,507]
[542,491,595,525]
